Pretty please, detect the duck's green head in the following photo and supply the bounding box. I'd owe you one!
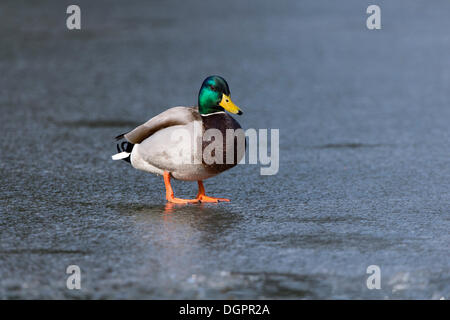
[198,76,243,116]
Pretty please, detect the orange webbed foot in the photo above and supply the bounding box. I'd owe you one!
[166,195,200,204]
[196,195,230,203]
[164,171,199,204]
[195,181,230,203]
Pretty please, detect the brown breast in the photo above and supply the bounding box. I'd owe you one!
[201,112,245,174]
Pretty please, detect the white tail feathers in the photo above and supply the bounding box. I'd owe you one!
[112,152,130,160]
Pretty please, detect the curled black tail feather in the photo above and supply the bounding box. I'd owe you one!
[115,140,134,163]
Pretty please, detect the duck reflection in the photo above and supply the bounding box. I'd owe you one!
[113,202,241,281]
[114,202,241,245]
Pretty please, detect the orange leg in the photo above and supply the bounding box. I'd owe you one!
[196,181,230,203]
[163,171,199,204]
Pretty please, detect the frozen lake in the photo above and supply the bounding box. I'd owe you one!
[0,0,449,299]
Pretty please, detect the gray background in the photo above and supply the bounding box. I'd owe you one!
[0,0,449,299]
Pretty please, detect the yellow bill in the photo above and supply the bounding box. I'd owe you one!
[219,94,243,115]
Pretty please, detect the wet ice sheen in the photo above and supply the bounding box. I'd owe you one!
[0,0,449,299]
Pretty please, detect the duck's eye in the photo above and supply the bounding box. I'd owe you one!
[209,85,215,91]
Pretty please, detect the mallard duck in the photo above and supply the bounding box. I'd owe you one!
[112,76,244,204]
